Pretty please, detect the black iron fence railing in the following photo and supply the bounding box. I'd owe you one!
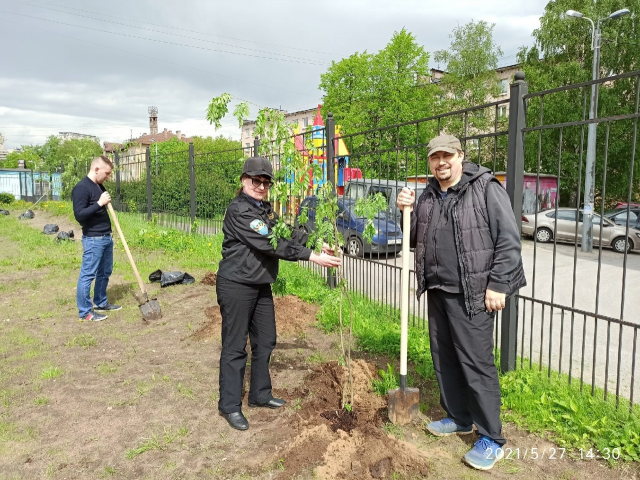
[56,70,639,409]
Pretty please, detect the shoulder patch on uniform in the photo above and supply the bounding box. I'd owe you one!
[250,219,269,235]
[268,213,275,220]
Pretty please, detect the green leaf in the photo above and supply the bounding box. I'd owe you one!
[232,102,250,129]
[206,93,232,130]
[569,398,578,413]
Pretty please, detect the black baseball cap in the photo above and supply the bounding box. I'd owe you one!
[242,156,274,179]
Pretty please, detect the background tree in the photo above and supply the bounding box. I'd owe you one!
[518,0,640,206]
[433,20,509,172]
[57,138,104,196]
[320,28,438,179]
[4,148,41,169]
[433,20,504,111]
[105,135,244,217]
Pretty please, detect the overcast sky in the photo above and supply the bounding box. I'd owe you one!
[0,0,548,150]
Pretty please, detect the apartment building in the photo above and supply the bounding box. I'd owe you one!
[430,63,519,119]
[240,107,317,149]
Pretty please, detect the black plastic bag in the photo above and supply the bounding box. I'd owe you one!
[0,209,9,215]
[19,209,34,220]
[149,269,162,283]
[149,269,195,287]
[56,230,74,242]
[160,271,185,288]
[43,224,59,234]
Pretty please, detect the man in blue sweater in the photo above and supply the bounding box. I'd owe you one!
[72,156,121,322]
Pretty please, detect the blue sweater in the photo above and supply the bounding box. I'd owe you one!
[71,176,111,237]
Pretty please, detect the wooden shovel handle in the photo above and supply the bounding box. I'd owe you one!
[107,202,148,298]
[400,204,411,379]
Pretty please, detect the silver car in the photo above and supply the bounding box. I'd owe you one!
[521,208,640,253]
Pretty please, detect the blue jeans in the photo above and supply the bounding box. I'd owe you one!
[77,235,114,317]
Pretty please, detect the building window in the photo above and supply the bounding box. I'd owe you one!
[498,79,509,95]
[498,105,508,118]
[245,143,250,148]
[303,117,309,128]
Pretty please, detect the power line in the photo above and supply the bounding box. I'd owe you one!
[24,1,336,57]
[17,2,333,66]
[0,10,330,66]
[1,18,318,102]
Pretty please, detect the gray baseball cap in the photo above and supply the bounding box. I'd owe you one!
[427,134,462,157]
[242,156,274,179]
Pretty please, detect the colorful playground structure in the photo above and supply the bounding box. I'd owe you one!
[292,105,362,196]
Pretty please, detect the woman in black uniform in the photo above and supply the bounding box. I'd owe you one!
[216,156,341,430]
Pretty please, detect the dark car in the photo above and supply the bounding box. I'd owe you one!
[294,195,403,257]
[344,179,425,224]
[605,207,640,231]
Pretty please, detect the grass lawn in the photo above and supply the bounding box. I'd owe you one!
[0,200,638,479]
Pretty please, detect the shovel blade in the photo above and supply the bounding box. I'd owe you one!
[139,298,162,321]
[388,387,420,425]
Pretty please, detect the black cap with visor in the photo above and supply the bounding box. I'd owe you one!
[242,156,274,180]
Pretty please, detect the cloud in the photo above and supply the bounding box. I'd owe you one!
[0,0,547,150]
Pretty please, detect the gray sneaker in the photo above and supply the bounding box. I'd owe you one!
[94,303,122,312]
[427,418,473,436]
[81,312,108,322]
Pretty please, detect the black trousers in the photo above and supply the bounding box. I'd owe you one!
[217,277,277,414]
[427,289,505,445]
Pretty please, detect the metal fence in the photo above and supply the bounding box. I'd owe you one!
[0,168,63,202]
[328,71,640,410]
[515,70,640,409]
[61,70,639,409]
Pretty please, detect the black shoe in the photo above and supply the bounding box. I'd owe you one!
[220,411,249,430]
[248,398,286,409]
[95,303,122,312]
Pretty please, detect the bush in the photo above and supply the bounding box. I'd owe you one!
[0,193,15,204]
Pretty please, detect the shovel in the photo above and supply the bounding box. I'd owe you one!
[388,203,419,425]
[107,202,162,321]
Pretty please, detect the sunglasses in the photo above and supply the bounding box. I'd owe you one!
[250,177,273,189]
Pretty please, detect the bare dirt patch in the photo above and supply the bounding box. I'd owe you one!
[190,294,320,341]
[19,208,79,237]
[276,360,431,480]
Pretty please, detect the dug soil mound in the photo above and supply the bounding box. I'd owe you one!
[191,295,320,340]
[201,271,217,285]
[278,360,431,480]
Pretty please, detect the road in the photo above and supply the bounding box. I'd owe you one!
[336,238,640,404]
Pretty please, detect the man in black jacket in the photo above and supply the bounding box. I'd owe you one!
[397,134,526,471]
[72,156,121,322]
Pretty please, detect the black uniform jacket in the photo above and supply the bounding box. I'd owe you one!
[217,192,312,285]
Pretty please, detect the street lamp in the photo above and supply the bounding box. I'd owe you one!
[565,7,630,252]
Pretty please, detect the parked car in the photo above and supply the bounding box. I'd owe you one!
[521,208,640,253]
[343,179,425,224]
[605,207,640,230]
[294,195,403,257]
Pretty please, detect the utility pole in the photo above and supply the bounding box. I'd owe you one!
[566,8,631,252]
[581,19,601,252]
